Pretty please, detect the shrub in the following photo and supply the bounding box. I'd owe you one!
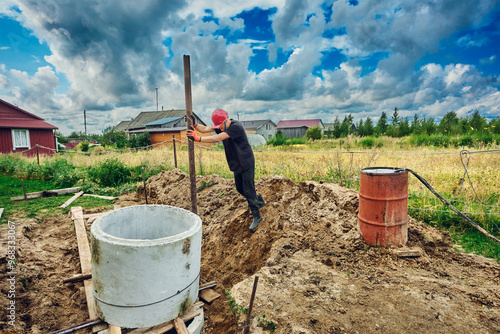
[88,158,130,187]
[459,135,473,147]
[306,126,322,140]
[359,137,374,148]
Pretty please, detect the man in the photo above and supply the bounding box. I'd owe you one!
[186,109,265,230]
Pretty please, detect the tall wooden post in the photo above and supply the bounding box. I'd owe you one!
[184,55,198,214]
[173,135,178,168]
[36,144,40,165]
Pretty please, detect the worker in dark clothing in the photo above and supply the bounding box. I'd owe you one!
[186,109,265,230]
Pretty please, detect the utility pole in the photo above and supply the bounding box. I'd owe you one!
[84,110,87,139]
[155,88,159,111]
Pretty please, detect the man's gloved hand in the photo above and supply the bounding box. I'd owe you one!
[184,115,198,127]
[187,129,201,142]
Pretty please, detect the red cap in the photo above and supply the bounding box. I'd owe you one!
[212,109,228,129]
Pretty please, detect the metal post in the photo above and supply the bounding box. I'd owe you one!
[183,55,198,214]
[243,275,260,334]
[173,135,178,168]
[142,166,148,204]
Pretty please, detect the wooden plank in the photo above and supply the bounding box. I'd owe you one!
[70,206,107,332]
[60,191,84,208]
[108,325,121,334]
[127,301,203,334]
[173,318,189,334]
[11,187,81,201]
[199,280,217,291]
[396,250,421,258]
[0,208,4,219]
[199,288,221,304]
[83,194,117,200]
[83,211,112,219]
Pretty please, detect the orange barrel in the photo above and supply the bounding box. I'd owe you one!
[358,167,408,246]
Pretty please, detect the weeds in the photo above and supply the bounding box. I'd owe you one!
[224,289,248,316]
[257,314,277,332]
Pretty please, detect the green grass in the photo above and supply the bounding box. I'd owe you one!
[0,175,114,224]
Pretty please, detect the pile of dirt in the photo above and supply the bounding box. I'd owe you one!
[0,214,89,333]
[0,168,498,333]
[145,169,500,333]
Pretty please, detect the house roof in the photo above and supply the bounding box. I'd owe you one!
[126,110,206,131]
[114,120,131,132]
[240,120,276,130]
[145,116,183,127]
[0,99,58,130]
[277,119,322,128]
[127,127,187,134]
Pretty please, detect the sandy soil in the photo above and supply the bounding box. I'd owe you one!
[1,168,499,333]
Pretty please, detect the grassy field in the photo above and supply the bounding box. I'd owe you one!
[2,136,499,260]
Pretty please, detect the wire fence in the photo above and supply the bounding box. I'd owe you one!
[5,140,500,234]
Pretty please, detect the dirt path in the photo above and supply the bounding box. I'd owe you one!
[0,168,499,333]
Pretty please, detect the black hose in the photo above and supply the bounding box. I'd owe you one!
[401,168,500,245]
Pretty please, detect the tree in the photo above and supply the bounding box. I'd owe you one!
[101,126,128,148]
[306,126,322,140]
[469,110,486,132]
[399,118,411,137]
[332,117,342,138]
[356,119,365,137]
[411,114,422,134]
[375,112,388,136]
[438,111,460,135]
[364,117,374,136]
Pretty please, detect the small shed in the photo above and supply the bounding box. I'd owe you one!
[240,120,276,139]
[276,119,324,138]
[0,99,58,156]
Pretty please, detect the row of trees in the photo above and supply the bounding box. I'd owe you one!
[56,127,150,149]
[324,109,500,139]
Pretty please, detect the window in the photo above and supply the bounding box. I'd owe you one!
[12,129,30,149]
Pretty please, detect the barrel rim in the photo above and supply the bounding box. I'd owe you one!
[91,204,202,246]
[361,167,407,175]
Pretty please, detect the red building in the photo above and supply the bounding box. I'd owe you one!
[0,99,58,156]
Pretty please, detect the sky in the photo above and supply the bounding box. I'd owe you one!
[0,0,499,135]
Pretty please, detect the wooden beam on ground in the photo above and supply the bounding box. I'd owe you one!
[11,187,81,201]
[395,250,421,258]
[173,318,189,334]
[199,289,221,304]
[63,273,93,284]
[83,194,117,200]
[60,191,84,208]
[108,325,122,334]
[127,301,203,334]
[70,206,107,332]
[83,211,112,219]
[199,280,217,291]
[47,318,105,334]
[0,208,3,219]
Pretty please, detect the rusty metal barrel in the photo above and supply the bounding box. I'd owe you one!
[358,167,408,246]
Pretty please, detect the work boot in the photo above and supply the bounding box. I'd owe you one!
[250,209,262,231]
[256,193,266,209]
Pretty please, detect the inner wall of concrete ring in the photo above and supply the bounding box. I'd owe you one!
[90,205,202,328]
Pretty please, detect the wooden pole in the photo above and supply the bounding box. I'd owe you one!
[63,273,93,284]
[243,275,260,334]
[142,166,148,204]
[36,144,40,165]
[183,55,197,214]
[173,135,178,168]
[21,179,27,200]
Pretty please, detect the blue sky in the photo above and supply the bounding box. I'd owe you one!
[0,0,499,134]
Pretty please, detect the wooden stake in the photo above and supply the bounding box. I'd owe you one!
[183,54,197,214]
[21,179,27,200]
[142,166,148,204]
[63,273,93,284]
[36,143,40,165]
[173,135,178,168]
[243,275,260,334]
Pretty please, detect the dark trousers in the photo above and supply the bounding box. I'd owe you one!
[234,163,258,212]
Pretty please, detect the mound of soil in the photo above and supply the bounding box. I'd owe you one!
[145,169,500,334]
[1,168,499,333]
